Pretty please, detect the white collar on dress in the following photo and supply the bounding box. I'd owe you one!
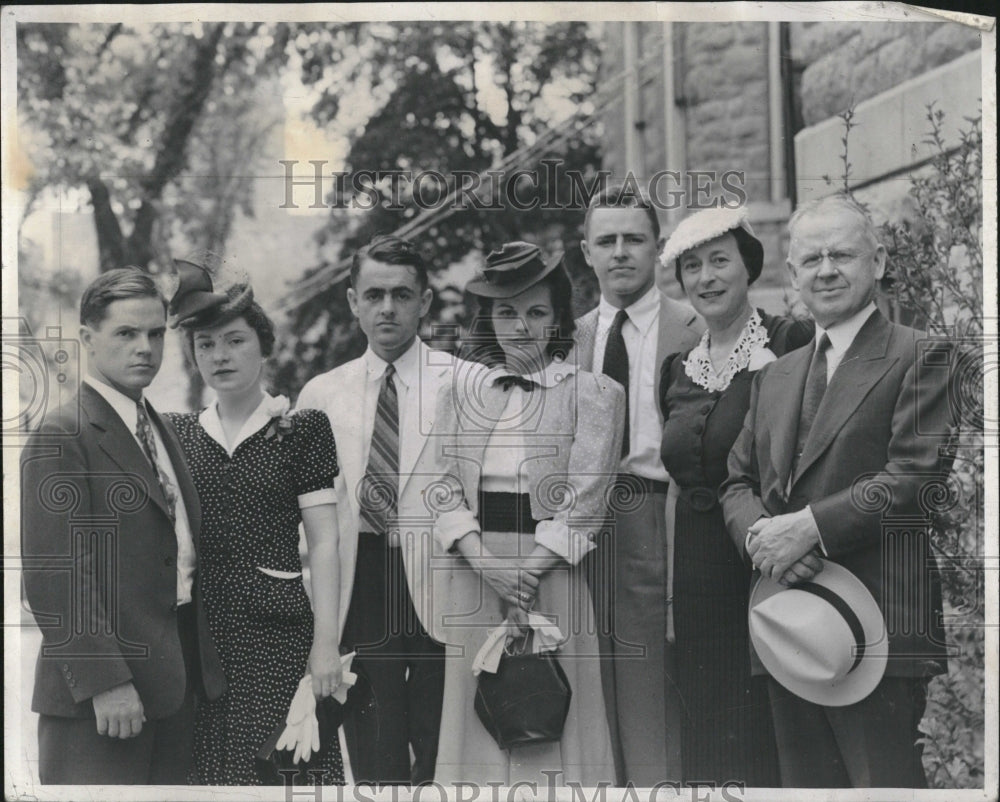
[198,390,290,456]
[682,309,775,392]
[489,356,578,389]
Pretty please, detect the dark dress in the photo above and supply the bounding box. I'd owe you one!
[168,406,345,785]
[659,311,812,786]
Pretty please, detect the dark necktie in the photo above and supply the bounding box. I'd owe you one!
[135,400,178,524]
[494,374,539,393]
[359,363,399,534]
[602,309,630,457]
[793,334,831,475]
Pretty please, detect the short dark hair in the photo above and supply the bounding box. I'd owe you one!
[184,301,276,362]
[463,268,577,368]
[80,268,165,328]
[675,225,765,287]
[351,234,429,291]
[584,181,661,240]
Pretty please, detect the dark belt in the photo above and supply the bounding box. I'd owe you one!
[677,485,719,512]
[614,473,670,495]
[479,491,538,534]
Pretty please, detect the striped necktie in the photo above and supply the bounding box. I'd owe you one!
[359,363,399,534]
[135,400,178,525]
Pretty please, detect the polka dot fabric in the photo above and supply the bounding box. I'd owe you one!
[168,408,344,785]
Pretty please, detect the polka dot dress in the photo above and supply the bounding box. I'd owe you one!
[168,408,344,785]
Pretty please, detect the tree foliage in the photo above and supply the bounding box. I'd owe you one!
[273,21,606,395]
[16,21,290,273]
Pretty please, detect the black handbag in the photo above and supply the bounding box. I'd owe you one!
[474,631,572,751]
[255,695,346,785]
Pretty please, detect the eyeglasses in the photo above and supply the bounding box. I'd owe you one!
[792,247,872,270]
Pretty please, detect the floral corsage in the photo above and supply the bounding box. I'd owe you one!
[262,394,296,443]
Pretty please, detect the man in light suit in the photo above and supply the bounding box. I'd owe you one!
[721,194,956,787]
[21,268,225,784]
[297,235,462,785]
[574,184,704,785]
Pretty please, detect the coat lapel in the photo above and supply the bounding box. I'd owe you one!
[793,313,894,483]
[572,309,598,373]
[766,345,812,492]
[332,359,368,527]
[398,343,450,497]
[655,292,703,422]
[80,384,174,523]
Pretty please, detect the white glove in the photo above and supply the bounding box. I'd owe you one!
[276,653,358,763]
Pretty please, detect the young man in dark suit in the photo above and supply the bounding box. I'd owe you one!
[21,268,225,784]
[721,194,957,787]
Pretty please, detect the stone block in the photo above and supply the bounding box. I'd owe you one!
[921,24,982,68]
[791,22,864,66]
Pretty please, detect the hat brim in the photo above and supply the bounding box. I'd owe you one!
[466,252,565,299]
[749,560,888,707]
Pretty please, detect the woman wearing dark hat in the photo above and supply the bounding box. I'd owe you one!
[430,242,623,786]
[657,208,813,785]
[165,260,345,785]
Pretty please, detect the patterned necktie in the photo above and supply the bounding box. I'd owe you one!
[602,308,630,457]
[359,364,399,534]
[793,333,831,475]
[135,400,178,525]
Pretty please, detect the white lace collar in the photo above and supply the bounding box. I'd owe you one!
[682,309,776,392]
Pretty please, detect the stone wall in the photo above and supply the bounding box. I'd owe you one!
[681,23,771,203]
[790,22,982,126]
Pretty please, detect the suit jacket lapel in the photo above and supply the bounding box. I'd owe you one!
[572,309,598,373]
[398,343,448,497]
[767,345,812,491]
[793,313,894,483]
[80,384,174,523]
[334,360,368,527]
[655,292,703,421]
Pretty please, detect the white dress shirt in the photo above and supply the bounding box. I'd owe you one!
[360,339,420,469]
[592,285,668,481]
[83,375,196,604]
[814,302,878,382]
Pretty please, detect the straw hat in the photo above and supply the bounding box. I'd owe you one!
[748,560,888,706]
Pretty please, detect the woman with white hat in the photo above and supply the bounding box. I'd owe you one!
[658,207,813,785]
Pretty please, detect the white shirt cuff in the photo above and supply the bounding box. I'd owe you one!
[435,508,481,552]
[533,520,595,566]
[805,505,829,556]
[297,488,337,509]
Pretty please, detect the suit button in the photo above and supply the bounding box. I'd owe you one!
[65,670,73,679]
[170,602,179,612]
[164,556,175,567]
[61,663,69,672]
[701,403,713,414]
[693,423,704,435]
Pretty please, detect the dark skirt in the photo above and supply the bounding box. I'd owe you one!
[672,492,780,787]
